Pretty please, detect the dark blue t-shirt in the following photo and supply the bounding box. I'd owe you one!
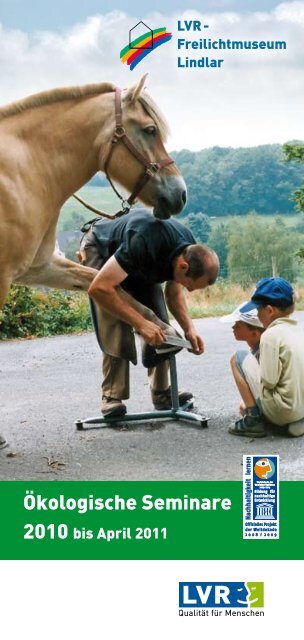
[92,209,195,284]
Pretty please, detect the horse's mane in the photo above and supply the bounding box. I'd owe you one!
[0,82,170,142]
[0,82,116,119]
[139,91,170,143]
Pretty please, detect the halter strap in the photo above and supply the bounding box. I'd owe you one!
[103,87,174,213]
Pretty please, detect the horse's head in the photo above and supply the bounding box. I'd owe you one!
[101,75,187,219]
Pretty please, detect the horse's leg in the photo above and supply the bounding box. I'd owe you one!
[15,253,98,291]
[118,289,177,336]
[16,255,175,333]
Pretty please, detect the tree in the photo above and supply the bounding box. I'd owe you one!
[183,212,211,243]
[61,209,88,232]
[283,142,304,212]
[227,214,301,285]
[283,142,304,263]
[64,237,82,262]
[207,222,230,277]
[172,144,304,216]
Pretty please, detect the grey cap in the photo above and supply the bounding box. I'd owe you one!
[220,303,263,328]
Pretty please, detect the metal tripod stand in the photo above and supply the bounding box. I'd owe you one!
[75,353,208,430]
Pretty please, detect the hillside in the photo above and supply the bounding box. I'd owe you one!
[172,143,303,216]
[58,143,304,237]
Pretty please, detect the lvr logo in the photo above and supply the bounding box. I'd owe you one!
[179,582,264,608]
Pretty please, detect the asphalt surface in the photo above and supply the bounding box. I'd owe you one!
[1,313,304,480]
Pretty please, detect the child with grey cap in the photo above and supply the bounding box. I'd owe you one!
[220,302,264,421]
[227,277,304,438]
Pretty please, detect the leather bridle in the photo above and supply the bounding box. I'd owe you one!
[102,87,174,216]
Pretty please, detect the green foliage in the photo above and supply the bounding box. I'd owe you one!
[296,247,304,263]
[172,144,303,216]
[283,143,304,163]
[227,214,301,285]
[283,142,304,260]
[61,210,88,232]
[183,212,211,242]
[0,286,92,340]
[64,237,82,261]
[292,218,304,234]
[288,186,304,213]
[58,145,304,235]
[283,142,304,213]
[207,222,230,277]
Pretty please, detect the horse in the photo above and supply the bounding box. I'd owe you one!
[0,75,187,311]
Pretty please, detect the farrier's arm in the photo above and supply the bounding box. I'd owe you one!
[88,256,165,346]
[164,281,204,354]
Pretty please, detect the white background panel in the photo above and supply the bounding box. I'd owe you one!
[0,560,299,638]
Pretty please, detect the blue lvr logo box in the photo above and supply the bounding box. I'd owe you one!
[179,582,264,608]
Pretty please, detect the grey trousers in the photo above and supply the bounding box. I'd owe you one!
[80,227,170,399]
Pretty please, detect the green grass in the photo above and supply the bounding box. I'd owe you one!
[58,186,123,230]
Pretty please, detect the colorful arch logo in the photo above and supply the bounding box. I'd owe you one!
[120,23,172,71]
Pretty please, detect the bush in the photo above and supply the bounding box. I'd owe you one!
[0,286,92,340]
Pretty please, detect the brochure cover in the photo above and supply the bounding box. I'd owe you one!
[0,1,303,637]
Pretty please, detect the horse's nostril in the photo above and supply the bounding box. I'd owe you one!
[182,190,187,204]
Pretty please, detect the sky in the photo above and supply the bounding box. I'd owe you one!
[0,1,303,150]
[0,0,286,32]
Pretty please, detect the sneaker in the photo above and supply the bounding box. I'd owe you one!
[0,434,8,450]
[152,388,193,410]
[287,419,304,438]
[101,396,127,418]
[229,410,267,437]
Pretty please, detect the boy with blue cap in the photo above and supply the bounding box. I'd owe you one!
[228,277,304,438]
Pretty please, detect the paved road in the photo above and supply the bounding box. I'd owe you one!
[1,314,304,480]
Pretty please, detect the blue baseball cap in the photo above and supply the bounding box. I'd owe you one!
[240,277,295,313]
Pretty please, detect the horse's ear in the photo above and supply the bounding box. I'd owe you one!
[124,73,148,103]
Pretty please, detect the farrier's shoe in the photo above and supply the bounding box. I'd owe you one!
[101,396,127,418]
[287,419,304,438]
[0,434,8,450]
[229,408,267,437]
[152,388,193,410]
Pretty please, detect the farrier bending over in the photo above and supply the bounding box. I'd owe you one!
[80,209,219,417]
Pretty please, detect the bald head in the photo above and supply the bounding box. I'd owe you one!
[182,244,220,285]
[172,244,219,291]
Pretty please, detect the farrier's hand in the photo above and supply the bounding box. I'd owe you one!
[185,329,205,355]
[76,250,85,264]
[138,320,166,346]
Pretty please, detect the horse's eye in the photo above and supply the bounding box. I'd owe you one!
[144,126,157,136]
